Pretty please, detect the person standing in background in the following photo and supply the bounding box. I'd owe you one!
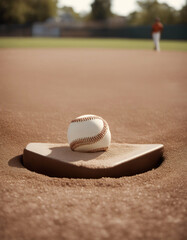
[152,18,163,51]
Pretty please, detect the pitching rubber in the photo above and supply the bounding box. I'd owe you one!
[23,143,164,178]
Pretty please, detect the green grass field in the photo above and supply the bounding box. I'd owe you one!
[0,37,186,51]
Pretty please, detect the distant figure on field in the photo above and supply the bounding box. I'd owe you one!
[152,18,163,51]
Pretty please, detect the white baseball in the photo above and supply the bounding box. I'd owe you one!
[67,114,111,152]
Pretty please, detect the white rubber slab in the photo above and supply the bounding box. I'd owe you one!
[23,143,164,178]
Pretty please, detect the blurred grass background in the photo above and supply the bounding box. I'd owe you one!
[0,38,186,51]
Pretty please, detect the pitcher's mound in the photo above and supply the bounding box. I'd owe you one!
[23,143,164,178]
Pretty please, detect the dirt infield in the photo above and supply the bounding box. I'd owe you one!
[0,49,187,240]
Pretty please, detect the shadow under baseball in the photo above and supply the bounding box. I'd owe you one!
[47,146,104,163]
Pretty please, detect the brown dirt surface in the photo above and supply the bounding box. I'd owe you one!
[0,49,187,240]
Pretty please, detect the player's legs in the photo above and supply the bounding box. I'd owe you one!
[152,32,160,51]
[155,32,160,51]
[152,33,157,50]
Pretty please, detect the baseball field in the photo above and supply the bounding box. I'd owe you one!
[0,37,187,51]
[0,37,186,240]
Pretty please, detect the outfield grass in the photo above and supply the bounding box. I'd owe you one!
[0,37,186,51]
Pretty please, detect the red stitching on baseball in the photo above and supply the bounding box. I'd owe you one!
[87,147,108,153]
[71,116,100,123]
[70,116,108,151]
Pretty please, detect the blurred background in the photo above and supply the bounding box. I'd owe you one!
[0,0,186,39]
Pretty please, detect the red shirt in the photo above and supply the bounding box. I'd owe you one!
[152,22,163,33]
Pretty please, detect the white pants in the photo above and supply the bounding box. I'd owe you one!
[152,32,161,51]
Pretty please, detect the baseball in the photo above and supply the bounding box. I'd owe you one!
[67,114,111,152]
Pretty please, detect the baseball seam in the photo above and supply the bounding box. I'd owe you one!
[70,116,108,151]
[88,147,108,153]
[71,116,100,123]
